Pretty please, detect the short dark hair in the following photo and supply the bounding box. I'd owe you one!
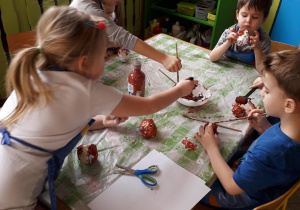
[237,0,273,18]
[260,49,300,102]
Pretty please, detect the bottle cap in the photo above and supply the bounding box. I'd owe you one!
[133,60,142,69]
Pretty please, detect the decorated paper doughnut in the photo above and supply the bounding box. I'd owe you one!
[236,29,249,47]
[77,144,98,164]
[118,48,130,62]
[232,103,247,118]
[139,119,157,138]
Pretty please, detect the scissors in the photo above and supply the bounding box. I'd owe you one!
[115,163,158,187]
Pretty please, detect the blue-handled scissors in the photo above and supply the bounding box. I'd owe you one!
[115,163,158,187]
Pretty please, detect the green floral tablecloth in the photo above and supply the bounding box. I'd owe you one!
[55,34,261,209]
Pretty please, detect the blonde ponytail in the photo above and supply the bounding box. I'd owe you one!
[2,47,52,127]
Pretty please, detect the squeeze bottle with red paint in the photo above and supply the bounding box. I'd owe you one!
[128,60,145,97]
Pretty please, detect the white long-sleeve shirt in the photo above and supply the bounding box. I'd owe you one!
[70,0,138,50]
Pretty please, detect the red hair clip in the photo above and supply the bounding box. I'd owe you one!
[85,21,106,30]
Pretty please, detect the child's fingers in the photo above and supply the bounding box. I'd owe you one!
[240,104,250,113]
[205,123,214,135]
[199,125,205,135]
[230,28,236,33]
[248,100,256,109]
[119,117,128,123]
[248,108,265,117]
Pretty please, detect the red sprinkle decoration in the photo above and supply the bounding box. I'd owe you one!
[97,22,106,29]
[181,137,197,151]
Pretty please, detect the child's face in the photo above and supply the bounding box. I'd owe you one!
[236,3,266,35]
[86,39,107,80]
[260,73,287,118]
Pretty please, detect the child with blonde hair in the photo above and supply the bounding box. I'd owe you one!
[196,49,300,209]
[0,6,197,209]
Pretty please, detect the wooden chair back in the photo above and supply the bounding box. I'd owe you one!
[253,179,300,210]
[6,30,37,53]
[270,40,297,53]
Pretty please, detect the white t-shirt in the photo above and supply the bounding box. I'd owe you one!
[0,70,123,208]
[70,0,138,50]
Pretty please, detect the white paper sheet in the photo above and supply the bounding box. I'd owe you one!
[88,150,210,210]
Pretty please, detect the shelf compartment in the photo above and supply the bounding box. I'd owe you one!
[151,3,214,27]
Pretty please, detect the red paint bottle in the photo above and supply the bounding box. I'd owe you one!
[153,23,162,35]
[128,60,145,97]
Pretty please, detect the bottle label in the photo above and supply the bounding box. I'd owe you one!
[128,84,134,95]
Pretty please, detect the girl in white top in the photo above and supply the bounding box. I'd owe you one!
[0,6,196,209]
[70,0,182,72]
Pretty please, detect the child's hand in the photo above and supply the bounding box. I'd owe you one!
[162,55,182,72]
[89,115,128,130]
[194,123,220,152]
[241,101,271,134]
[103,115,128,127]
[250,31,261,50]
[176,78,199,97]
[249,77,264,89]
[226,28,239,45]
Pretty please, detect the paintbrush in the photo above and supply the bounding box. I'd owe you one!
[176,43,179,83]
[214,113,268,123]
[182,114,242,132]
[158,69,177,85]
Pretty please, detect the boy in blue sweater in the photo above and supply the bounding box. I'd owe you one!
[196,49,300,209]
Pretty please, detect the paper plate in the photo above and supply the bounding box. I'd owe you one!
[177,83,212,107]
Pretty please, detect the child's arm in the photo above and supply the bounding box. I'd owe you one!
[89,115,128,130]
[133,39,182,72]
[251,30,264,70]
[194,124,244,195]
[111,78,197,117]
[210,28,238,62]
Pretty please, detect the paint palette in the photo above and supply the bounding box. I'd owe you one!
[177,83,212,107]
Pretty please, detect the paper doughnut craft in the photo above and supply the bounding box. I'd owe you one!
[236,29,249,47]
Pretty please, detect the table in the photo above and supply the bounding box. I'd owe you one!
[54,34,261,209]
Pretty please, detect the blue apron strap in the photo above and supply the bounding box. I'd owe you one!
[47,158,57,210]
[1,119,95,210]
[1,127,50,154]
[1,127,12,146]
[47,119,95,210]
[97,0,104,10]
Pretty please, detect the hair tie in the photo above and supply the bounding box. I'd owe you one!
[36,46,43,54]
[85,21,106,30]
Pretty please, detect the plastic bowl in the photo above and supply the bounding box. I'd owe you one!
[177,83,212,107]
